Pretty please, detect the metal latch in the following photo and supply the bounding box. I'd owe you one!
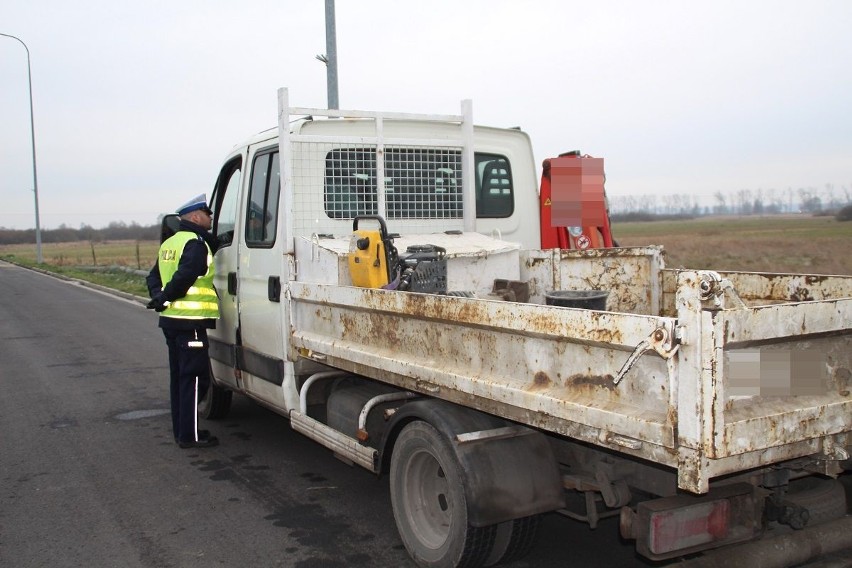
[699,271,747,309]
[614,326,679,386]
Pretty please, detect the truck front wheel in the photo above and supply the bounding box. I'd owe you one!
[199,379,232,420]
[390,421,495,568]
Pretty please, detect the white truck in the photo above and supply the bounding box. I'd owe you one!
[177,88,852,567]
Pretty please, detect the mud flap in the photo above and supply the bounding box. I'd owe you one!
[384,399,565,527]
[454,425,565,526]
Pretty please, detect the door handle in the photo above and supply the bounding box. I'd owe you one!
[227,272,238,295]
[268,276,281,302]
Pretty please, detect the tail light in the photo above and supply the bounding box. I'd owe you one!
[650,499,730,554]
[621,483,761,560]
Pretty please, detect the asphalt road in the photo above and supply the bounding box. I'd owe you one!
[1,262,849,567]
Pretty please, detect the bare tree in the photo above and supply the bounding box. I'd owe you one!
[799,187,822,213]
[736,189,753,215]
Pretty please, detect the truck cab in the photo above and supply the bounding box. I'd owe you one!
[205,99,542,415]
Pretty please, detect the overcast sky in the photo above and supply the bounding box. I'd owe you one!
[2,0,850,230]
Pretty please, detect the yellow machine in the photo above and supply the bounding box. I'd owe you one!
[348,216,394,288]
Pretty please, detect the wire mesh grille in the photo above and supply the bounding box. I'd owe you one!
[383,147,463,220]
[291,141,465,238]
[324,147,378,219]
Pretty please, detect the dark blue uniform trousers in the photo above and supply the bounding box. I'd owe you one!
[162,328,210,443]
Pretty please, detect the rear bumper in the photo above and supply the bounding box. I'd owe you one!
[679,516,852,568]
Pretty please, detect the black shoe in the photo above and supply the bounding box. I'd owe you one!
[175,430,210,444]
[179,436,219,449]
[174,430,211,443]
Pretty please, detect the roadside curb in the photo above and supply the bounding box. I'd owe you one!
[1,259,150,306]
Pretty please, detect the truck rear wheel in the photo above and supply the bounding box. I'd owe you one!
[785,477,848,525]
[390,421,495,568]
[483,515,541,566]
[199,379,232,420]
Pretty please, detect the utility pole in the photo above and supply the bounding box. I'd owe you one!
[1,32,43,263]
[324,0,339,110]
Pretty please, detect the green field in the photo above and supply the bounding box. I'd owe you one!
[1,216,850,297]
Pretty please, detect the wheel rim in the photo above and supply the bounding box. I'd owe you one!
[198,382,212,415]
[403,446,453,550]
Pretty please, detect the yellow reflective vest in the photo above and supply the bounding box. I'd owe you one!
[157,231,219,320]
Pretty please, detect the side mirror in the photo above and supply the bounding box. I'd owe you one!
[160,214,181,244]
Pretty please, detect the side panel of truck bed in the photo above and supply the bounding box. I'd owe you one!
[289,280,680,466]
[288,247,852,494]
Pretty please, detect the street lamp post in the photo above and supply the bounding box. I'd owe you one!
[1,32,43,263]
[323,0,339,110]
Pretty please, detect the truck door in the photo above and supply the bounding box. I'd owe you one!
[209,156,243,390]
[234,144,291,412]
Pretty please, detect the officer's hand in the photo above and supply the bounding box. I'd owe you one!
[146,294,168,312]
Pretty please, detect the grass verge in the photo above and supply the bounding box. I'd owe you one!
[1,255,149,298]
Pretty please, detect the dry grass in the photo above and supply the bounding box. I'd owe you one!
[0,240,160,270]
[613,215,852,275]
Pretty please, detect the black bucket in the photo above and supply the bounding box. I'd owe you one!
[545,290,609,311]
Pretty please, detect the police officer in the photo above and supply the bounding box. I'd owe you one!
[146,194,220,449]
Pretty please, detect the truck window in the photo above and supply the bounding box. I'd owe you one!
[475,154,514,218]
[246,150,280,247]
[323,148,512,220]
[212,158,241,247]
